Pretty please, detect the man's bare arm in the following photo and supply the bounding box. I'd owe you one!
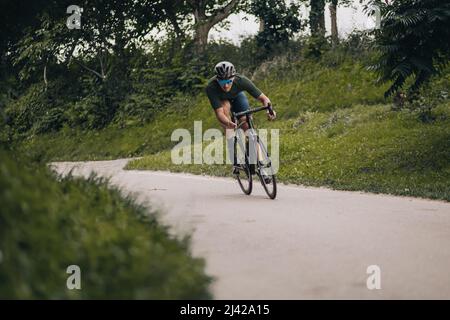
[214,107,237,129]
[257,93,271,106]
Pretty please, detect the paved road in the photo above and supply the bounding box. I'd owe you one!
[50,159,450,299]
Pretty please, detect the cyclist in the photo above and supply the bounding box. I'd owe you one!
[205,61,276,175]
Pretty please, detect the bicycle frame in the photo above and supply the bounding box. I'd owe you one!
[231,105,273,166]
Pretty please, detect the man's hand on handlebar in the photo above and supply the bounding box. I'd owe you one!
[226,120,237,129]
[266,103,277,121]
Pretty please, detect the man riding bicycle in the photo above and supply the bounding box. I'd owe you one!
[205,61,276,174]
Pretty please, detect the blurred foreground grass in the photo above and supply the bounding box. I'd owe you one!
[0,149,212,299]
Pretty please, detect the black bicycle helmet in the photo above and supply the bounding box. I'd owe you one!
[214,61,236,79]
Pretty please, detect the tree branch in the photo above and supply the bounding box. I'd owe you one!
[210,0,240,26]
[188,0,206,21]
[72,58,105,80]
[43,62,48,92]
[65,36,80,68]
[99,54,105,79]
[168,12,184,39]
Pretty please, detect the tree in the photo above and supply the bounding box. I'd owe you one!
[309,0,325,37]
[186,0,242,53]
[329,0,338,45]
[306,0,352,44]
[10,0,170,83]
[327,0,352,46]
[367,0,450,97]
[250,0,303,53]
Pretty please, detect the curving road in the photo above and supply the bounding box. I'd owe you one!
[50,159,450,299]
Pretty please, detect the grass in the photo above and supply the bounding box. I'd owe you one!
[16,94,216,162]
[0,149,212,299]
[127,103,450,201]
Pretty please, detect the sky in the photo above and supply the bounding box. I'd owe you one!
[209,2,377,45]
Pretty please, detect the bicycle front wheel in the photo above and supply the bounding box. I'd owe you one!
[255,138,277,200]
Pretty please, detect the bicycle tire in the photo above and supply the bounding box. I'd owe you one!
[234,134,252,195]
[255,137,277,199]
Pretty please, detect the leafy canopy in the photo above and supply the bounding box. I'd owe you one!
[368,0,450,97]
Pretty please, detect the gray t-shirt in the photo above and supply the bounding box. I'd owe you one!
[205,74,263,110]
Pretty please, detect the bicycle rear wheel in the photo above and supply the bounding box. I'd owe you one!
[255,138,277,199]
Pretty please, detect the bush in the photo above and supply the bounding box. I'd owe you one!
[65,95,110,130]
[0,149,212,299]
[5,83,49,135]
[34,107,65,134]
[403,69,450,122]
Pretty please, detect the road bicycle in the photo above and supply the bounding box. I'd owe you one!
[231,105,277,200]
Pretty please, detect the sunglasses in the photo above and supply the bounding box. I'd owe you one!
[218,78,234,86]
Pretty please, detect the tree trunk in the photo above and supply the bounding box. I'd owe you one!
[192,2,209,54]
[193,21,213,53]
[330,0,338,46]
[65,36,80,68]
[189,0,239,54]
[309,0,325,37]
[99,53,105,79]
[259,18,265,32]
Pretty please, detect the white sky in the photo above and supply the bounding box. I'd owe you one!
[209,2,377,45]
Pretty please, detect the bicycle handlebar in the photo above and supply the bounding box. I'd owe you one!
[232,104,274,119]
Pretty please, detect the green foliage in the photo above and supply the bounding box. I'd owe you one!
[321,31,374,64]
[368,0,450,97]
[250,0,304,58]
[15,94,209,163]
[5,83,52,136]
[5,77,80,136]
[403,69,450,122]
[0,149,212,299]
[0,106,11,148]
[66,95,108,130]
[3,0,195,134]
[12,12,67,85]
[35,107,66,134]
[4,20,385,138]
[304,35,331,59]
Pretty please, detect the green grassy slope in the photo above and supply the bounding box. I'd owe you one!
[0,150,212,299]
[128,103,450,201]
